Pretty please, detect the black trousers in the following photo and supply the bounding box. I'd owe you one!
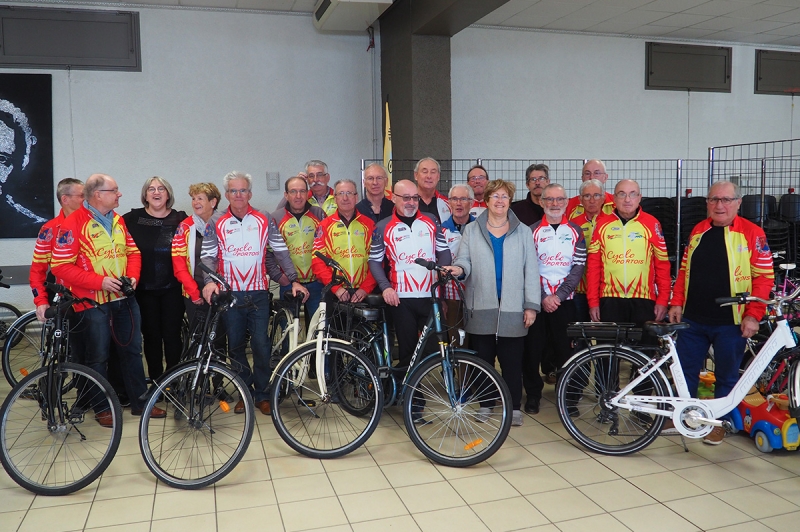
[596,297,656,395]
[136,286,185,381]
[523,300,576,402]
[389,297,437,368]
[470,334,524,410]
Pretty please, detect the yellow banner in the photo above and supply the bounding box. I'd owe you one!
[383,101,392,195]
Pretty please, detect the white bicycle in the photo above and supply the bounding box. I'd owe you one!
[556,286,800,455]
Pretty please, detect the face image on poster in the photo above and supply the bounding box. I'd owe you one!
[0,73,54,239]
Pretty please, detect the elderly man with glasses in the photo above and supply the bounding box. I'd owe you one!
[667,181,773,445]
[566,159,615,219]
[466,165,488,217]
[202,171,309,417]
[441,184,476,345]
[276,159,337,216]
[369,179,452,368]
[356,163,393,223]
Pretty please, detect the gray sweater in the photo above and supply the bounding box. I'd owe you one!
[454,210,541,338]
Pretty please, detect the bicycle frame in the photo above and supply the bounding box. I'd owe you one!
[613,306,799,436]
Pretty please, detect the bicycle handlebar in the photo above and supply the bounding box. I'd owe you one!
[314,252,355,293]
[43,282,98,318]
[413,258,466,302]
[717,284,800,308]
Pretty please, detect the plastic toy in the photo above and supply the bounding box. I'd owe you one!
[730,387,800,453]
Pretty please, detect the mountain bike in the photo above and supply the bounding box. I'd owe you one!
[269,253,383,459]
[556,286,800,455]
[0,284,122,495]
[138,265,254,489]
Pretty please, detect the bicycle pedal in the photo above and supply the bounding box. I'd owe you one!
[298,398,316,407]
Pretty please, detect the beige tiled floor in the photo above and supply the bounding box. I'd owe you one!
[2,389,800,532]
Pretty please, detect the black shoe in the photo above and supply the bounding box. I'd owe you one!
[567,405,579,418]
[524,399,540,414]
[631,410,653,426]
[117,394,130,408]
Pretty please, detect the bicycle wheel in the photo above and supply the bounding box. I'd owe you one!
[2,311,45,387]
[403,352,512,467]
[139,361,254,489]
[556,347,670,456]
[270,341,383,459]
[0,302,22,343]
[269,308,293,370]
[0,362,122,495]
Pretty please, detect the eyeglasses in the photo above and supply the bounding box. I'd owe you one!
[581,193,603,201]
[582,170,607,177]
[335,191,357,197]
[286,189,307,196]
[147,186,167,193]
[228,188,250,196]
[614,191,640,200]
[468,175,487,182]
[707,197,738,205]
[449,197,471,203]
[527,176,548,183]
[397,194,420,203]
[489,194,510,202]
[98,188,119,194]
[364,176,385,182]
[307,172,328,180]
[542,197,567,204]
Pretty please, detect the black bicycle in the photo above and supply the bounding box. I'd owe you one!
[138,265,255,489]
[0,284,122,495]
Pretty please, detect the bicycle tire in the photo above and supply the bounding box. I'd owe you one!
[2,311,46,387]
[0,362,122,495]
[556,346,670,456]
[139,360,254,489]
[0,302,22,343]
[402,352,512,467]
[270,340,383,459]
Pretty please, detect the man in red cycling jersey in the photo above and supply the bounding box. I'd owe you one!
[312,179,376,303]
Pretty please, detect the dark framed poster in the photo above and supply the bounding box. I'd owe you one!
[0,73,54,238]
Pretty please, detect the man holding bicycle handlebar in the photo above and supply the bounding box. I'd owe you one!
[668,180,774,445]
[202,171,309,417]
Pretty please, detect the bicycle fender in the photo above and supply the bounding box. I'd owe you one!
[268,338,355,382]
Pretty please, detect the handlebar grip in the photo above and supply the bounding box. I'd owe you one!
[715,293,749,306]
[44,282,67,294]
[199,263,231,291]
[44,306,57,319]
[314,251,334,267]
[414,258,436,270]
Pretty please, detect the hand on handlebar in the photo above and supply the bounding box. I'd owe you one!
[667,306,682,323]
[291,281,310,303]
[442,265,463,277]
[351,288,367,303]
[36,304,49,323]
[202,282,219,305]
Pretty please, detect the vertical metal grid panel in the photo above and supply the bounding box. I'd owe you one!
[709,138,800,197]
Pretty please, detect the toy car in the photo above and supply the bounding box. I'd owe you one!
[730,388,799,453]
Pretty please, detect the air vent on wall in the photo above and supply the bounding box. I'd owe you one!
[313,0,392,32]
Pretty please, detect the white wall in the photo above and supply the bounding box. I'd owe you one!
[451,26,797,160]
[0,5,379,309]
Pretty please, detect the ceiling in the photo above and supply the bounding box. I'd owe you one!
[25,0,800,47]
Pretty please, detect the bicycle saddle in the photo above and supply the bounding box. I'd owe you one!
[643,321,690,336]
[365,294,385,307]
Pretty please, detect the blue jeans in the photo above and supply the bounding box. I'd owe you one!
[81,298,148,411]
[676,318,747,399]
[224,290,271,402]
[280,280,322,329]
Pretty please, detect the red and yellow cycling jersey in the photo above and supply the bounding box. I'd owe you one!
[670,216,773,324]
[566,192,615,220]
[586,209,671,308]
[308,188,337,216]
[312,210,377,293]
[570,211,601,294]
[50,205,141,306]
[30,210,69,307]
[274,205,325,283]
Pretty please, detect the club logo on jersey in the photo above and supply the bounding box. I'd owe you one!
[418,230,430,237]
[611,226,621,231]
[755,236,769,254]
[394,235,410,242]
[654,223,663,240]
[302,225,315,235]
[38,227,53,242]
[56,230,74,247]
[628,231,644,240]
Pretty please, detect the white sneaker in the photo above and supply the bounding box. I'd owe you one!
[512,410,523,426]
[476,407,491,423]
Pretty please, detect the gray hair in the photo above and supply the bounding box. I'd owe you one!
[83,174,111,199]
[709,180,741,199]
[579,179,605,195]
[223,171,252,191]
[363,163,388,178]
[414,157,440,173]
[305,160,328,174]
[583,159,607,173]
[140,176,175,209]
[0,99,36,169]
[56,178,83,204]
[334,179,358,192]
[541,183,566,198]
[448,184,474,200]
